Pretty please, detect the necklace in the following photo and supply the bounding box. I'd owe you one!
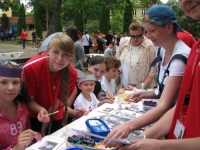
[129,47,138,72]
[50,74,60,90]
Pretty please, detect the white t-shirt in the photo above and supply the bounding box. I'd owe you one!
[101,76,116,95]
[73,93,99,112]
[155,40,190,94]
[123,46,139,84]
[82,34,90,46]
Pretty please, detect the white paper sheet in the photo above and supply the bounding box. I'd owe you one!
[119,63,129,87]
[26,136,65,150]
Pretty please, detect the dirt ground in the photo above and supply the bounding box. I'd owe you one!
[0,41,38,59]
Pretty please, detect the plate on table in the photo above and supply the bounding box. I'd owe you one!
[117,94,130,104]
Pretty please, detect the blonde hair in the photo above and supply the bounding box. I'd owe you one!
[48,34,75,59]
[143,15,151,23]
[129,20,145,32]
[48,34,75,126]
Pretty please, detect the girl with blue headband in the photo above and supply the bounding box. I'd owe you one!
[0,60,48,150]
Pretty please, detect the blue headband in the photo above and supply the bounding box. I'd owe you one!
[0,66,22,78]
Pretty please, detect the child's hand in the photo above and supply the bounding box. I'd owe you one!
[12,129,38,150]
[106,94,115,100]
[118,88,126,94]
[124,85,133,91]
[75,109,86,118]
[104,99,114,104]
[83,111,89,116]
[37,108,50,122]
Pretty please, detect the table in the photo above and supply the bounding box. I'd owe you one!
[27,90,154,150]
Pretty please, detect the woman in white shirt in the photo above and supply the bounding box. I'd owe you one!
[82,31,90,54]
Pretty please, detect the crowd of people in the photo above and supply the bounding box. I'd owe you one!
[1,1,200,149]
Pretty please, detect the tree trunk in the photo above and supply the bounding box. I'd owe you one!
[45,0,63,37]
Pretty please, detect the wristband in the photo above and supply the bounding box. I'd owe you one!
[141,83,144,89]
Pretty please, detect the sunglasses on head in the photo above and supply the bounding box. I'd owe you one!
[130,34,143,39]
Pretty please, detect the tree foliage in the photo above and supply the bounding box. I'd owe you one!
[10,1,21,16]
[166,0,200,39]
[140,0,163,8]
[17,4,26,37]
[33,1,45,39]
[0,1,10,11]
[123,0,133,33]
[74,0,84,33]
[1,13,9,39]
[55,13,62,32]
[29,0,61,37]
[99,2,110,34]
[46,0,62,37]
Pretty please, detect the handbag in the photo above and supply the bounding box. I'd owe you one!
[85,35,92,47]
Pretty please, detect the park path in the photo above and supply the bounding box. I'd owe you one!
[0,41,37,59]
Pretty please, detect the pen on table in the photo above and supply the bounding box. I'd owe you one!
[46,110,59,116]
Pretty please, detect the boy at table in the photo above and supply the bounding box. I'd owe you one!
[73,70,108,119]
[100,56,126,100]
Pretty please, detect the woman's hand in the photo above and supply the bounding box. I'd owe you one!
[37,108,50,122]
[12,129,38,150]
[103,123,131,148]
[124,92,142,103]
[118,139,161,150]
[136,83,146,89]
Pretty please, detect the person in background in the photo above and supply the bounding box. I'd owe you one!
[104,41,115,57]
[95,30,105,54]
[104,4,196,149]
[100,56,125,100]
[82,31,90,54]
[123,32,128,37]
[66,26,85,70]
[116,20,157,89]
[31,29,37,48]
[106,30,115,46]
[0,60,49,150]
[22,34,78,135]
[21,29,27,49]
[77,31,82,41]
[116,33,121,46]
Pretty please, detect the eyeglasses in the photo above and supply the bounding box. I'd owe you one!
[0,60,19,66]
[130,34,143,39]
